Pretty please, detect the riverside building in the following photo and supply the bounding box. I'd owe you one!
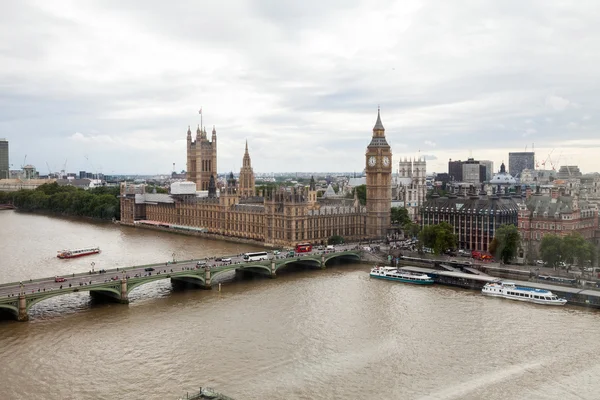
[120,111,393,246]
[421,186,521,252]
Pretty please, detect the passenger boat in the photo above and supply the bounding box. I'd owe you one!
[370,266,434,285]
[482,281,567,306]
[57,247,101,259]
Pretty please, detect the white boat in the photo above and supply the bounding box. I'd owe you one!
[482,281,567,306]
[57,246,100,259]
[370,266,434,285]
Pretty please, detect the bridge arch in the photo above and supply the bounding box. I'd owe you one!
[25,287,121,312]
[212,263,272,280]
[275,257,322,273]
[323,252,361,266]
[0,302,19,317]
[127,274,204,294]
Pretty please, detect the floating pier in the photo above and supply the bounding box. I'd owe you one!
[399,265,600,308]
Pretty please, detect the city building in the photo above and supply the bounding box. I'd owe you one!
[489,162,517,187]
[120,110,393,246]
[186,125,217,191]
[421,186,521,252]
[479,160,494,182]
[0,138,8,180]
[556,165,582,180]
[508,152,535,178]
[462,158,486,184]
[448,159,463,182]
[518,190,598,260]
[395,157,427,222]
[448,158,486,183]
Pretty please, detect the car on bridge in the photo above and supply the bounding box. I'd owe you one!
[54,277,66,283]
[222,257,232,263]
[145,267,155,272]
[196,261,207,267]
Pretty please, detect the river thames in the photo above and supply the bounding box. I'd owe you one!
[1,210,600,400]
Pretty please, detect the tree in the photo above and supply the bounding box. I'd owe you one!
[419,222,457,255]
[488,237,499,256]
[353,185,366,205]
[540,234,563,269]
[403,221,420,239]
[391,207,410,225]
[328,235,345,245]
[562,233,592,270]
[491,224,521,264]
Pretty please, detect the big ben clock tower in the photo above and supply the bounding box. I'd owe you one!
[366,108,392,239]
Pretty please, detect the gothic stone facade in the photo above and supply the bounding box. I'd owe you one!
[186,125,217,191]
[120,111,392,247]
[396,157,427,222]
[120,183,367,247]
[365,109,392,239]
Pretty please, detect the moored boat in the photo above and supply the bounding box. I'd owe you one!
[57,247,100,259]
[482,280,567,306]
[370,266,434,285]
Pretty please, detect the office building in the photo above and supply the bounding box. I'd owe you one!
[0,139,8,180]
[508,152,535,178]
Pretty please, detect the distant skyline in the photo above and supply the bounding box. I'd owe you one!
[1,1,600,175]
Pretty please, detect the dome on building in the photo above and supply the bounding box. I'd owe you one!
[489,162,517,185]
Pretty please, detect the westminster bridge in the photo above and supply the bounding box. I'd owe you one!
[0,246,365,321]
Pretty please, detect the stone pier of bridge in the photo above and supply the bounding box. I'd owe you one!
[3,248,363,321]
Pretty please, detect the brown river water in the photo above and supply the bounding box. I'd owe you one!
[1,210,600,400]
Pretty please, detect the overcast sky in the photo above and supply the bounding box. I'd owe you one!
[1,0,599,175]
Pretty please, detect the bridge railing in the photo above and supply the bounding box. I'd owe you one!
[0,245,367,288]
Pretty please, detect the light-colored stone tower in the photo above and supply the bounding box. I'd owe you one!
[397,157,427,222]
[366,108,392,239]
[186,124,217,191]
[239,140,256,198]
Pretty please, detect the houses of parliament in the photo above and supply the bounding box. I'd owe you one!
[120,110,392,247]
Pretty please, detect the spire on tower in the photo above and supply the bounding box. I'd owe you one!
[373,107,384,131]
[245,139,248,153]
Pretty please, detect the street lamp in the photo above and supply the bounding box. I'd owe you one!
[172,252,176,263]
[91,262,95,273]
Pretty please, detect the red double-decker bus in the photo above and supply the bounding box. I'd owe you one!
[295,243,312,253]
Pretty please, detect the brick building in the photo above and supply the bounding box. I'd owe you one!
[518,191,598,259]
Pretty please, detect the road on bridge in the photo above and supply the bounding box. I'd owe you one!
[0,243,366,299]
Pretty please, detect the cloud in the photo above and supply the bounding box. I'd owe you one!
[545,95,569,111]
[1,1,600,174]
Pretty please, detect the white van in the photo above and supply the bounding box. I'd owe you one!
[326,245,335,250]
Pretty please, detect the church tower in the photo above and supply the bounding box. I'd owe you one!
[239,140,256,198]
[365,108,392,239]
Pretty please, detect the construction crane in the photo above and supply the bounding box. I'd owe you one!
[551,151,563,172]
[84,155,96,179]
[60,159,68,179]
[539,149,555,170]
[46,162,53,177]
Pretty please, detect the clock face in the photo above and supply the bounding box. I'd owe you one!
[368,156,376,167]
[382,156,390,167]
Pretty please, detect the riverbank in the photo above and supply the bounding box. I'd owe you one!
[119,221,274,249]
